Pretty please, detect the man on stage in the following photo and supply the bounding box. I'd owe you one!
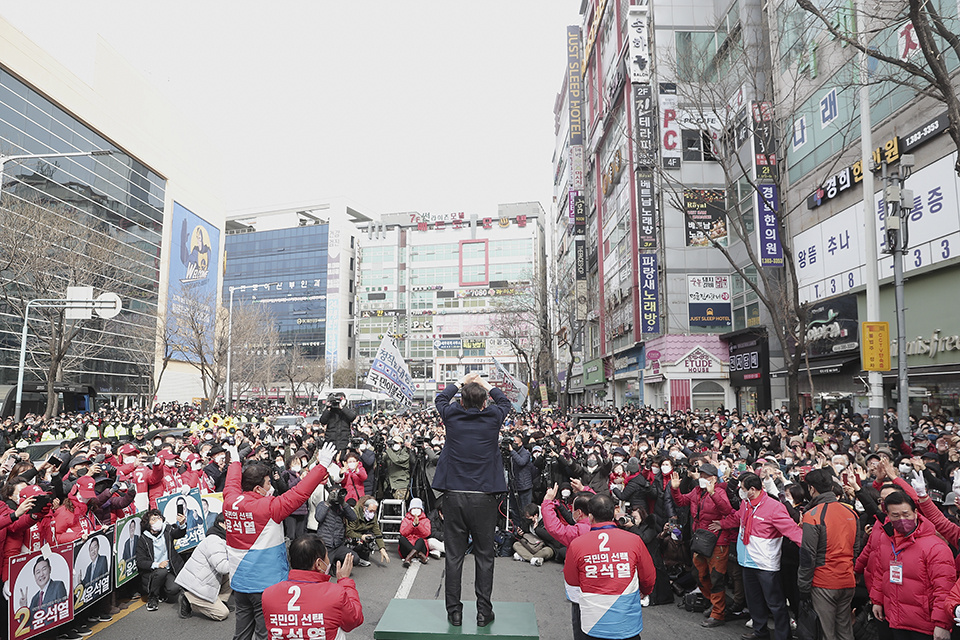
[434,372,512,628]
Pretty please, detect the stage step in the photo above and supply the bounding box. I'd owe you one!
[374,599,539,639]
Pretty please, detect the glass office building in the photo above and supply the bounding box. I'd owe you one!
[0,65,166,398]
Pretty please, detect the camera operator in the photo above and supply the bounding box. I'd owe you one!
[320,393,357,452]
[314,486,359,572]
[345,496,390,566]
[505,435,535,512]
[562,443,613,496]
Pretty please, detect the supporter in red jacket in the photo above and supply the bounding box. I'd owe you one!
[53,477,99,544]
[398,498,431,567]
[340,452,367,504]
[262,535,362,639]
[869,492,954,640]
[671,462,733,626]
[541,484,593,548]
[148,449,184,508]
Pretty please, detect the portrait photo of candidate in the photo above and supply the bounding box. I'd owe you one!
[119,518,140,563]
[16,555,68,617]
[76,535,109,587]
[162,493,203,532]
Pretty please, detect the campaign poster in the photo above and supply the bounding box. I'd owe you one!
[73,527,114,612]
[166,202,221,362]
[114,515,140,587]
[9,544,74,639]
[158,489,206,552]
[201,492,224,532]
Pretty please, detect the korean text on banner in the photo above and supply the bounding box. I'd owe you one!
[365,337,415,406]
[157,488,206,553]
[73,528,114,613]
[862,322,891,371]
[9,544,75,640]
[491,357,529,411]
[114,515,140,587]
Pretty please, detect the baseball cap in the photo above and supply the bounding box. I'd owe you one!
[73,476,97,500]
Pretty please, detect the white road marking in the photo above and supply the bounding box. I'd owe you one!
[393,560,420,599]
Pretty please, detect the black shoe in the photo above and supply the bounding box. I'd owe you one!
[447,611,462,626]
[477,611,495,627]
[57,632,82,640]
[178,593,192,619]
[76,626,93,636]
[701,617,726,628]
[146,598,159,612]
[742,633,769,640]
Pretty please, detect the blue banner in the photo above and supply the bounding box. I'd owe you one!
[639,253,660,334]
[757,185,784,266]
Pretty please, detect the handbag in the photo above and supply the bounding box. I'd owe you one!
[520,532,545,554]
[795,597,822,640]
[690,528,718,557]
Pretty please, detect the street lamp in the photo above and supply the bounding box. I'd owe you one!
[226,283,280,415]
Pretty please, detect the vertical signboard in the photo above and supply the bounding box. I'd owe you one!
[567,26,583,147]
[639,254,660,334]
[575,239,588,321]
[659,84,680,169]
[751,101,778,182]
[73,528,114,613]
[756,185,784,266]
[637,169,657,249]
[325,220,342,372]
[569,145,584,191]
[573,194,586,234]
[626,6,651,84]
[634,84,657,167]
[861,321,891,371]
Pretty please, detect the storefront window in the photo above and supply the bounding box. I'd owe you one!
[908,381,960,419]
[738,387,758,414]
[692,380,725,411]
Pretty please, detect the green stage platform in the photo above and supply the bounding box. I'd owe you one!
[374,599,539,639]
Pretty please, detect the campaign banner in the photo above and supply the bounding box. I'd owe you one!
[114,515,140,587]
[201,492,224,532]
[756,184,784,266]
[73,527,114,612]
[639,253,660,334]
[158,489,206,552]
[10,544,74,639]
[365,336,415,406]
[491,357,528,411]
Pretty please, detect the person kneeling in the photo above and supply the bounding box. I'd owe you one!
[513,504,554,566]
[175,514,232,620]
[136,508,186,611]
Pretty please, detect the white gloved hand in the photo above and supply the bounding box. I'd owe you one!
[224,445,240,463]
[316,442,337,469]
[180,484,192,495]
[763,476,778,495]
[326,464,342,484]
[954,605,960,626]
[910,473,927,497]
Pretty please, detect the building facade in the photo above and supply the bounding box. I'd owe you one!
[357,203,546,405]
[0,16,224,408]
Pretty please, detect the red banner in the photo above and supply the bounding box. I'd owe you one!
[9,545,74,639]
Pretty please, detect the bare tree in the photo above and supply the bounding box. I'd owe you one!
[301,357,329,404]
[332,364,358,389]
[488,270,554,395]
[275,343,312,407]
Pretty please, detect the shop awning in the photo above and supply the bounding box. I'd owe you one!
[771,356,860,378]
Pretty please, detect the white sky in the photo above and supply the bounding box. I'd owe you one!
[0,1,582,219]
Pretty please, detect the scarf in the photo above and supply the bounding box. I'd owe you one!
[741,492,766,546]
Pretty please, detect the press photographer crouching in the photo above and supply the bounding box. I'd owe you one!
[320,393,357,452]
[345,496,390,566]
[314,486,359,571]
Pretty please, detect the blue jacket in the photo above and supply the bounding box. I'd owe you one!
[432,384,512,493]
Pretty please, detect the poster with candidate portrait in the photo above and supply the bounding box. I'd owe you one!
[201,492,223,533]
[73,527,114,612]
[158,489,205,552]
[9,544,74,640]
[114,515,140,587]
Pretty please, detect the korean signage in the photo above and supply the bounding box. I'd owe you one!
[567,25,583,146]
[861,321,891,371]
[684,189,727,247]
[728,333,770,387]
[10,545,75,639]
[462,338,486,350]
[569,145,584,191]
[752,101,778,182]
[626,5,651,84]
[584,358,605,386]
[433,338,462,351]
[73,528,114,613]
[639,253,660,334]
[637,169,657,249]
[805,294,859,359]
[114,515,140,587]
[158,489,206,552]
[687,275,732,327]
[756,185,784,266]
[659,84,680,169]
[573,193,586,233]
[409,214,528,232]
[634,84,657,167]
[575,234,587,321]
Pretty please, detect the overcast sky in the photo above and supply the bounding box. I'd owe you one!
[0,1,582,220]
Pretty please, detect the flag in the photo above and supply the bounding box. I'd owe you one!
[364,337,414,406]
[491,357,528,411]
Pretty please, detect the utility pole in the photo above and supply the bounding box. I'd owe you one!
[879,154,916,444]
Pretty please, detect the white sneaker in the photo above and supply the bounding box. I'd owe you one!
[641,596,650,607]
[746,619,754,629]
[790,619,797,631]
[513,553,524,561]
[429,549,441,559]
[530,557,543,567]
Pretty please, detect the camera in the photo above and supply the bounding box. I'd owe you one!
[327,487,346,506]
[347,536,378,554]
[617,515,633,527]
[30,494,52,514]
[327,393,341,408]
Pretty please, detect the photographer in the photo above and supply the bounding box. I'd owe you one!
[616,502,674,605]
[345,496,390,566]
[314,486,359,572]
[506,435,535,512]
[320,393,357,452]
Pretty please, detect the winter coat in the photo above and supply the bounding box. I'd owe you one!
[345,499,386,551]
[319,405,356,451]
[799,492,860,592]
[175,527,229,602]
[384,447,411,492]
[360,449,377,496]
[717,491,802,572]
[541,498,591,547]
[340,465,367,504]
[314,501,357,550]
[671,482,735,546]
[399,512,431,547]
[510,447,535,491]
[281,470,308,517]
[868,517,956,635]
[136,522,187,576]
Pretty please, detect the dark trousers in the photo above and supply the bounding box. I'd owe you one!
[283,514,306,540]
[326,544,358,574]
[141,567,180,600]
[743,567,791,640]
[233,591,267,640]
[572,603,641,640]
[891,631,932,640]
[443,491,498,617]
[398,537,428,558]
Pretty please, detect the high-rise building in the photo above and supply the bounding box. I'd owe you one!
[357,204,547,405]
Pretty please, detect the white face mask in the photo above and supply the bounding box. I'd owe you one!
[830,444,838,451]
[661,464,672,474]
[291,465,302,473]
[409,508,422,517]
[561,490,571,499]
[739,488,748,501]
[123,456,137,465]
[784,458,793,465]
[153,440,162,448]
[613,456,623,464]
[151,521,163,533]
[276,461,284,468]
[639,445,649,452]
[165,460,176,468]
[392,444,401,452]
[851,435,860,443]
[192,461,202,471]
[364,510,375,521]
[215,455,225,465]
[854,500,865,512]
[834,464,846,474]
[699,478,710,489]
[264,485,275,497]
[347,462,357,471]
[899,462,913,474]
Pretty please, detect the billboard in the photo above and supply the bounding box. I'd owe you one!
[687,275,732,328]
[684,189,727,247]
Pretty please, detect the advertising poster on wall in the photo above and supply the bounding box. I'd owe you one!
[9,545,74,640]
[684,189,728,247]
[73,528,114,613]
[114,515,140,587]
[166,202,221,360]
[687,275,732,327]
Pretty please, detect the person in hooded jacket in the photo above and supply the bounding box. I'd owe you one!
[136,508,187,611]
[175,514,231,621]
[562,448,613,495]
[53,476,100,544]
[869,491,955,640]
[345,496,390,565]
[398,497,431,567]
[339,451,367,505]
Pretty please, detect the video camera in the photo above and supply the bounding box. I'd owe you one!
[327,486,347,507]
[327,393,343,408]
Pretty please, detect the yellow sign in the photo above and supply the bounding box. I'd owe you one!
[861,321,891,371]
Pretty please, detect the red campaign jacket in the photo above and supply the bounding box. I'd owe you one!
[0,504,35,582]
[180,469,214,493]
[399,513,431,545]
[262,569,363,638]
[340,466,367,505]
[131,464,163,510]
[541,498,592,548]
[672,483,735,546]
[868,516,956,635]
[53,499,97,544]
[148,467,184,508]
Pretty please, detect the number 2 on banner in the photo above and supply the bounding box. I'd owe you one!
[13,607,30,638]
[598,533,610,552]
[287,585,301,611]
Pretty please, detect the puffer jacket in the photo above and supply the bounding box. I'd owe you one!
[175,526,229,602]
[340,465,367,504]
[314,501,357,550]
[868,516,955,635]
[345,498,386,551]
[672,482,735,546]
[510,447,535,491]
[399,511,431,545]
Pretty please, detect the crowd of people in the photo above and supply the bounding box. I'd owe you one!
[1,395,959,639]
